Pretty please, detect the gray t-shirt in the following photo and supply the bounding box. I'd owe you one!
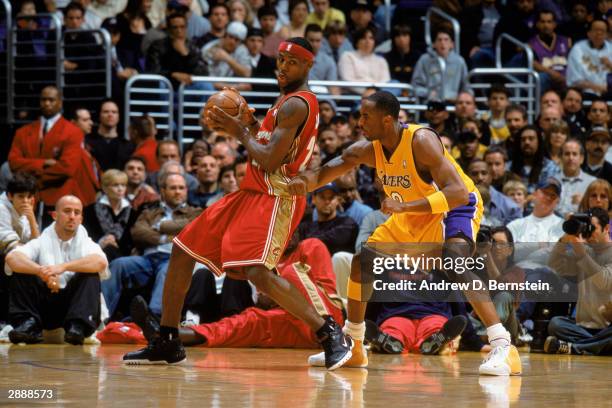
[201,40,251,77]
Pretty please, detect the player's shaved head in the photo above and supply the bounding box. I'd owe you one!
[366,91,400,120]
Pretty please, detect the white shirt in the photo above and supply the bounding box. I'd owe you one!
[0,193,32,254]
[40,113,61,137]
[566,39,612,95]
[7,224,109,288]
[508,212,564,269]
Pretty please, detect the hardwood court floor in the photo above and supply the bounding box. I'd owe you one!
[0,344,610,407]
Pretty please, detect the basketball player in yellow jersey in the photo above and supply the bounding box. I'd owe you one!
[289,91,521,376]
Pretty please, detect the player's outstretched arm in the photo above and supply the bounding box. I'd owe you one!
[288,140,375,195]
[381,128,469,215]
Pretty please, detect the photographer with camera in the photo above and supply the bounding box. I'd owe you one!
[546,207,612,355]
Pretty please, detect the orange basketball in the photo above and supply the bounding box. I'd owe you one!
[204,89,244,118]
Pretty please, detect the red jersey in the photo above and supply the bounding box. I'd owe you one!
[240,90,319,197]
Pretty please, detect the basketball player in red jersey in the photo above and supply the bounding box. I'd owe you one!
[123,38,353,370]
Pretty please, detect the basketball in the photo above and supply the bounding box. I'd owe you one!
[204,89,244,118]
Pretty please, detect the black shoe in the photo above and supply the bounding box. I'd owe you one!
[64,321,86,345]
[365,319,403,354]
[130,295,160,342]
[316,316,353,371]
[123,336,187,365]
[544,336,572,354]
[9,317,43,344]
[420,315,467,355]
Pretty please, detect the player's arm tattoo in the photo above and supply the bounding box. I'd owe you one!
[239,97,307,173]
[299,140,375,191]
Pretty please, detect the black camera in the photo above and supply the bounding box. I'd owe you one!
[476,225,493,243]
[562,212,595,237]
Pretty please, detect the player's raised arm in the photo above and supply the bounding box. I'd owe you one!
[288,140,376,196]
[381,128,469,215]
[208,97,307,173]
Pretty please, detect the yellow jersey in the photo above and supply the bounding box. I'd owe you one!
[368,124,483,244]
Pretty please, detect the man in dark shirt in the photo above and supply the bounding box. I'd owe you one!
[299,183,358,255]
[85,99,134,171]
[384,24,421,85]
[582,127,612,184]
[146,12,208,90]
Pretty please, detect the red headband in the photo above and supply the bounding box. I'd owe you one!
[278,41,314,62]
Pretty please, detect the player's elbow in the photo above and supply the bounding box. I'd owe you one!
[452,185,470,207]
[92,255,108,272]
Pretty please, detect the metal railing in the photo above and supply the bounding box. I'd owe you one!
[495,33,534,70]
[490,33,540,121]
[0,0,11,124]
[124,74,174,140]
[384,0,392,32]
[176,76,414,146]
[10,13,62,125]
[468,68,541,123]
[61,28,111,109]
[424,7,461,54]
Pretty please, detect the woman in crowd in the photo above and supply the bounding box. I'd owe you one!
[279,0,309,39]
[578,179,612,237]
[85,169,134,261]
[544,120,570,166]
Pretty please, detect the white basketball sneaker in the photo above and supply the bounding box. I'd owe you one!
[479,344,522,376]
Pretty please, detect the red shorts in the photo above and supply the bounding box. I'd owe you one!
[174,190,306,279]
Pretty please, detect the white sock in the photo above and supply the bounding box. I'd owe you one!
[343,321,365,342]
[487,323,511,347]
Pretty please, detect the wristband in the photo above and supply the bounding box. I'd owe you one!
[426,191,450,214]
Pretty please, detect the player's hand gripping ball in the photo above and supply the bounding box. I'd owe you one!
[204,89,245,130]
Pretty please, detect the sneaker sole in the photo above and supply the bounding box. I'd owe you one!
[420,315,467,355]
[123,357,186,366]
[9,333,43,345]
[479,366,522,376]
[326,338,354,371]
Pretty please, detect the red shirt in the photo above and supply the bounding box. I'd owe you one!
[133,138,159,172]
[240,90,319,197]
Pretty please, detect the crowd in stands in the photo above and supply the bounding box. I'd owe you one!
[0,0,610,357]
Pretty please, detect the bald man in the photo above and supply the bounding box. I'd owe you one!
[5,195,109,345]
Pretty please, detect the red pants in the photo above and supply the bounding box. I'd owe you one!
[380,315,448,353]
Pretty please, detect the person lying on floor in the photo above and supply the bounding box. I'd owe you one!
[127,233,345,348]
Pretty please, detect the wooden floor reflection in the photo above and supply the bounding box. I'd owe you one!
[0,344,610,407]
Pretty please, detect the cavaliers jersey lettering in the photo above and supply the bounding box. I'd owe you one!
[240,90,319,197]
[372,124,477,203]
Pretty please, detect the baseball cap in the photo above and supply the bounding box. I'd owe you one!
[167,0,189,12]
[101,17,119,34]
[427,100,446,112]
[330,114,348,125]
[587,126,610,141]
[314,182,338,195]
[227,21,247,41]
[354,0,375,12]
[537,177,562,196]
[247,27,263,38]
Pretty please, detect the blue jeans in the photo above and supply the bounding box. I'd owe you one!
[102,252,171,317]
[548,316,612,355]
[470,46,496,68]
